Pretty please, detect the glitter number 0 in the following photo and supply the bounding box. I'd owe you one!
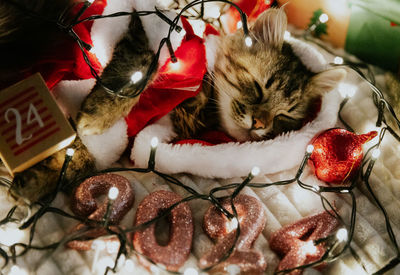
[67,174,134,250]
[200,194,267,274]
[133,190,193,272]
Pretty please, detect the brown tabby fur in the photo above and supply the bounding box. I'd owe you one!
[173,8,346,141]
[5,7,346,202]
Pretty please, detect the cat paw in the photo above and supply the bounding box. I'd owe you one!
[76,112,111,136]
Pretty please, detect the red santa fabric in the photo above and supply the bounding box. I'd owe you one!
[31,0,105,89]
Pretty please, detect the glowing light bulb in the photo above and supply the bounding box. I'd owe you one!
[66,148,75,156]
[226,217,238,233]
[130,71,143,84]
[251,166,260,176]
[151,137,159,148]
[245,36,253,47]
[336,228,348,242]
[184,267,199,275]
[306,145,314,154]
[319,13,329,23]
[302,240,317,255]
[371,148,381,160]
[108,187,119,201]
[338,83,357,98]
[87,0,95,4]
[284,31,291,40]
[169,60,181,71]
[334,56,344,65]
[236,21,243,29]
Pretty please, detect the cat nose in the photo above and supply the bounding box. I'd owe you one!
[252,117,265,129]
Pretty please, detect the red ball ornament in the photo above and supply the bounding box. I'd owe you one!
[308,128,377,185]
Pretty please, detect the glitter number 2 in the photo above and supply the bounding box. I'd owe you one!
[200,194,267,274]
[67,174,135,250]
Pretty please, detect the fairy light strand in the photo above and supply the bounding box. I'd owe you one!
[0,1,399,274]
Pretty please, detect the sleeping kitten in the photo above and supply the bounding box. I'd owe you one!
[8,8,345,202]
[172,8,346,141]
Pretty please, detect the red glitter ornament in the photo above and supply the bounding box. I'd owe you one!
[308,128,377,185]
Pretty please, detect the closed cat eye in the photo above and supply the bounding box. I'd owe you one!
[253,81,263,104]
[273,114,302,134]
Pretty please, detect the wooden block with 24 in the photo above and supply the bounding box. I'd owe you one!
[0,73,76,175]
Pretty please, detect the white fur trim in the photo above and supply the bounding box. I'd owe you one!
[131,88,341,178]
[91,0,134,67]
[52,79,96,119]
[80,119,128,170]
[286,36,327,73]
[205,34,220,71]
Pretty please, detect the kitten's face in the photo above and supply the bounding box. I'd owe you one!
[213,9,346,141]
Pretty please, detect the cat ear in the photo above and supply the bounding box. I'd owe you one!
[251,8,287,49]
[310,68,347,94]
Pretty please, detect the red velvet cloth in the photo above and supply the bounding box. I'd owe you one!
[225,0,273,33]
[31,0,106,90]
[125,17,208,137]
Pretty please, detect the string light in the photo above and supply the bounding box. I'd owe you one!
[108,187,119,201]
[225,217,239,233]
[87,0,95,4]
[66,148,75,157]
[302,240,317,255]
[334,56,344,65]
[169,60,181,71]
[251,166,260,176]
[336,228,348,242]
[306,144,314,154]
[184,267,199,275]
[284,31,291,40]
[371,148,381,160]
[236,21,243,29]
[318,13,329,23]
[3,1,400,274]
[130,71,143,84]
[151,137,159,149]
[245,36,253,47]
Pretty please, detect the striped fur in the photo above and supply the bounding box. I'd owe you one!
[173,8,346,141]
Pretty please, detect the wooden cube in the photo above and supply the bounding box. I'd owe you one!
[0,73,76,175]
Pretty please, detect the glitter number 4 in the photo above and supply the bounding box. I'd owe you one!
[269,211,340,275]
